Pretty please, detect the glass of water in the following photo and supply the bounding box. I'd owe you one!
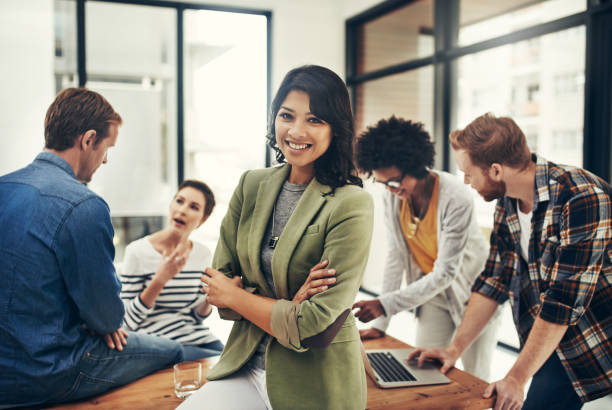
[174,361,203,399]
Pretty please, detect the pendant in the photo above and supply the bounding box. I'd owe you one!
[268,236,279,249]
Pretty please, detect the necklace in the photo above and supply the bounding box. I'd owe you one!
[268,202,279,249]
[405,173,435,238]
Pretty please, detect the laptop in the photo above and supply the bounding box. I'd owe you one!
[364,348,451,388]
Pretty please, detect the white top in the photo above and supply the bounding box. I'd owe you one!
[119,235,218,345]
[517,202,533,262]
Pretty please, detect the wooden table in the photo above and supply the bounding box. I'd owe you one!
[45,336,493,410]
[363,336,494,410]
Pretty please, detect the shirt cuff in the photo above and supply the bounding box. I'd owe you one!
[193,302,213,321]
[372,315,390,333]
[270,299,308,352]
[378,293,395,317]
[125,295,154,328]
[471,276,509,305]
[134,294,154,314]
[539,294,583,325]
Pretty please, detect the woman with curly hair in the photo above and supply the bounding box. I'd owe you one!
[178,65,373,410]
[352,116,499,381]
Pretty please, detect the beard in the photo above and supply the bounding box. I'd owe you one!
[479,175,506,202]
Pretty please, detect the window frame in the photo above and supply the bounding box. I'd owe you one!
[346,0,612,180]
[73,0,272,184]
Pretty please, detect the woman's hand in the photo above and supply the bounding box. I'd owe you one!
[359,327,385,340]
[201,267,243,309]
[352,299,385,322]
[195,298,213,318]
[153,243,189,284]
[292,260,336,303]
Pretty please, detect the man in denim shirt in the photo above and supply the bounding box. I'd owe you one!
[0,88,183,408]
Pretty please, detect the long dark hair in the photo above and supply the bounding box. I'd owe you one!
[266,65,362,189]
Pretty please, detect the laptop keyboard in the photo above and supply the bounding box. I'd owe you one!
[367,352,417,383]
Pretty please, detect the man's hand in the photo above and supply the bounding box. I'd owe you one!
[202,267,243,308]
[292,260,336,303]
[483,376,524,410]
[406,346,460,374]
[359,327,385,340]
[352,299,385,322]
[103,328,128,351]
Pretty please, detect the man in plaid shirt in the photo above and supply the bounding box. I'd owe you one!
[409,113,611,410]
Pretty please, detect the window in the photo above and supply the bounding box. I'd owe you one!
[356,0,433,75]
[355,66,434,135]
[458,0,585,46]
[456,26,585,173]
[347,0,612,352]
[49,0,269,260]
[183,9,268,251]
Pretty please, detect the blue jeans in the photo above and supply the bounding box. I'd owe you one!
[522,352,583,410]
[45,331,184,405]
[182,340,225,361]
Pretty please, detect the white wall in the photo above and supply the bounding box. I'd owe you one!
[0,0,55,175]
[182,0,380,90]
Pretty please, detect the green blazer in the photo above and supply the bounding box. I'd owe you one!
[207,164,374,410]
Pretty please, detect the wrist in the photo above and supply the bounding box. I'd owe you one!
[446,343,463,360]
[150,275,168,289]
[506,369,528,387]
[224,285,244,310]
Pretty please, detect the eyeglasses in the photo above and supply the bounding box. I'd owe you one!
[372,173,404,189]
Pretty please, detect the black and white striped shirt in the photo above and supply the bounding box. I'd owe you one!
[119,236,218,345]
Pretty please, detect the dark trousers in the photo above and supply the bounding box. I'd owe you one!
[522,352,583,410]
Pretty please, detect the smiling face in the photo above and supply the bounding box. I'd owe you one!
[454,149,506,202]
[275,90,332,182]
[169,186,207,234]
[372,166,420,200]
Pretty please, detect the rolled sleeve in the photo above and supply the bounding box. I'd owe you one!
[472,274,510,304]
[124,294,154,329]
[270,299,307,352]
[539,297,580,325]
[293,191,374,346]
[538,191,610,325]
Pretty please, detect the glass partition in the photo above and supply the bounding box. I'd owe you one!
[183,9,268,251]
[84,2,177,261]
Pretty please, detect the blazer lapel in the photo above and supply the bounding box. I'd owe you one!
[248,165,290,296]
[271,178,329,299]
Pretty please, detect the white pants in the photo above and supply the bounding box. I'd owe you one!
[176,364,271,410]
[415,292,499,381]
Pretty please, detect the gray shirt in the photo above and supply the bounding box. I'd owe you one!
[251,180,307,370]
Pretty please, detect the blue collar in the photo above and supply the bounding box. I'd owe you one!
[34,151,77,180]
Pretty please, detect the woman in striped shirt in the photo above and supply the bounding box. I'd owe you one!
[119,179,224,360]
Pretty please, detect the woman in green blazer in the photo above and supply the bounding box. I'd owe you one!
[177,65,374,410]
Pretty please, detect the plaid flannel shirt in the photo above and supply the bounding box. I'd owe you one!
[472,154,612,402]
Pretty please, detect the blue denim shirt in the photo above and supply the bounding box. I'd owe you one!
[0,152,124,404]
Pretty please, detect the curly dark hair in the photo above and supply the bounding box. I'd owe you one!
[266,65,362,190]
[356,116,435,179]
